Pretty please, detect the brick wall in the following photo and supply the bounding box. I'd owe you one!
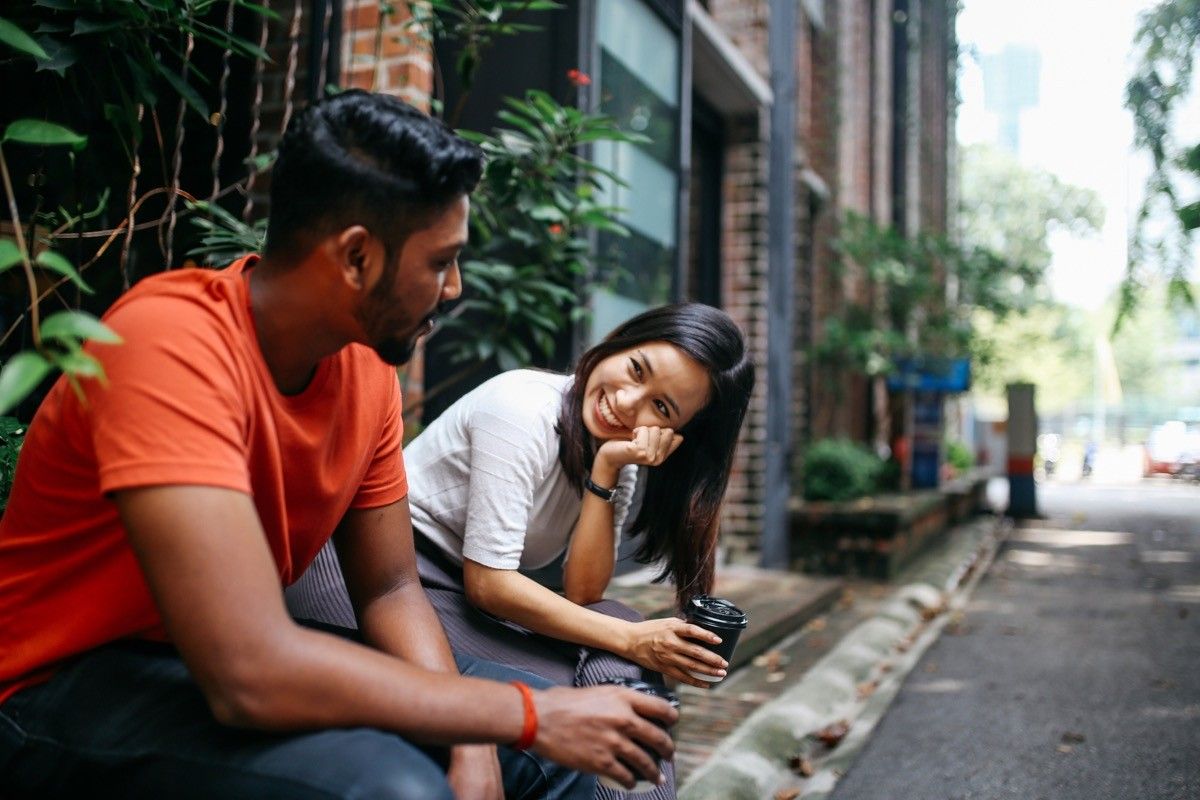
[718,118,770,563]
[246,1,433,209]
[340,2,433,107]
[704,0,771,564]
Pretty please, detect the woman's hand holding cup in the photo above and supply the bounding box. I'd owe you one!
[621,617,728,688]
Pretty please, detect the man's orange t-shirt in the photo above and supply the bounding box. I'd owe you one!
[0,255,407,703]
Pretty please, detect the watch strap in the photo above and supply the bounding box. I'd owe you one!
[584,476,616,503]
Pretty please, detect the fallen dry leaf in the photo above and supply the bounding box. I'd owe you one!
[922,661,939,674]
[788,754,815,777]
[856,679,879,700]
[1061,731,1086,744]
[919,602,946,621]
[1057,744,1074,754]
[803,617,828,633]
[752,651,777,668]
[774,790,801,800]
[815,719,851,748]
[766,671,786,683]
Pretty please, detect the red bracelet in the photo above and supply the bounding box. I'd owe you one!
[509,680,538,751]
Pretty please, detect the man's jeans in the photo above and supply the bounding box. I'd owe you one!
[0,639,594,799]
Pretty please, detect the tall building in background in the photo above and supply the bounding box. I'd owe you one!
[981,44,1040,153]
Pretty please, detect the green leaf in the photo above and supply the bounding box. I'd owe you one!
[0,17,49,59]
[47,348,106,380]
[0,239,22,272]
[39,310,122,345]
[154,61,210,119]
[35,250,93,294]
[0,352,52,416]
[1178,200,1200,232]
[33,36,78,75]
[235,1,283,22]
[72,17,124,36]
[3,119,87,150]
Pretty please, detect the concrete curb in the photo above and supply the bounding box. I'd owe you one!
[679,515,1007,800]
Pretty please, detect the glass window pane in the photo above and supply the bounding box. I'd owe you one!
[590,0,681,344]
[596,0,679,106]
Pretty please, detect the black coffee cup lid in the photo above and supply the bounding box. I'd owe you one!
[687,595,748,628]
[598,677,680,709]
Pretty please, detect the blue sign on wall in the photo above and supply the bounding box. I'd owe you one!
[886,357,971,393]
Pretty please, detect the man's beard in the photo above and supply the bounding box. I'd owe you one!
[373,332,419,366]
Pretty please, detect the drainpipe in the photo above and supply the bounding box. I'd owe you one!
[760,0,797,570]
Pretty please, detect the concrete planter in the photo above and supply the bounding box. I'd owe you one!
[788,472,990,578]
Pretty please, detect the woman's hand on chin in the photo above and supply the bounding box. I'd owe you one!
[621,617,728,688]
[596,426,683,473]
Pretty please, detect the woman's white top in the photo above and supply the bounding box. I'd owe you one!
[410,369,639,570]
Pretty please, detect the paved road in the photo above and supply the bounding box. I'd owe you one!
[829,478,1200,800]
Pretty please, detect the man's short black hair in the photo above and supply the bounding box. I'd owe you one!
[264,90,483,260]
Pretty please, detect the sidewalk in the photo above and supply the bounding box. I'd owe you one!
[608,562,844,780]
[610,513,1005,798]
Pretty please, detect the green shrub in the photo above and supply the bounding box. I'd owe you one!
[802,438,885,503]
[1,417,28,514]
[945,439,974,473]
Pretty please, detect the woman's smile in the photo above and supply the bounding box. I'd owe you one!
[594,392,630,435]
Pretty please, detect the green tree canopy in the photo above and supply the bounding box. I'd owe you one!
[1125,0,1200,323]
[959,143,1105,285]
[970,303,1092,414]
[959,144,1105,416]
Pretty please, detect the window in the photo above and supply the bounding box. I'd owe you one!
[588,0,682,343]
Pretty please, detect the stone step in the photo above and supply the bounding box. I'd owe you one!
[607,565,844,675]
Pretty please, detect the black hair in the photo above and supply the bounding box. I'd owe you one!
[264,90,483,262]
[557,304,755,608]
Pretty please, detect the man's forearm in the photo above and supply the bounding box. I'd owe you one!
[357,578,459,673]
[222,620,523,744]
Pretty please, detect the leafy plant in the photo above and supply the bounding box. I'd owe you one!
[815,212,972,379]
[186,200,267,266]
[441,91,645,375]
[397,1,645,415]
[0,416,28,513]
[818,157,1102,387]
[802,438,885,503]
[944,439,973,474]
[0,1,269,414]
[0,119,122,414]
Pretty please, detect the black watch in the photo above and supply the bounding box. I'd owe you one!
[584,476,616,503]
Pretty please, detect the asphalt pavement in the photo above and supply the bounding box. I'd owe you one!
[829,477,1200,800]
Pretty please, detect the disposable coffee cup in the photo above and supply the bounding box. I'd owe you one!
[596,677,680,793]
[684,595,748,682]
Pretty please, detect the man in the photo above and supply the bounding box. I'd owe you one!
[0,91,674,799]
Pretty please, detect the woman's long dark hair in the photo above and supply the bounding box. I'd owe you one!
[556,303,755,608]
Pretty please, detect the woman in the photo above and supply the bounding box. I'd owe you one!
[288,304,753,793]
